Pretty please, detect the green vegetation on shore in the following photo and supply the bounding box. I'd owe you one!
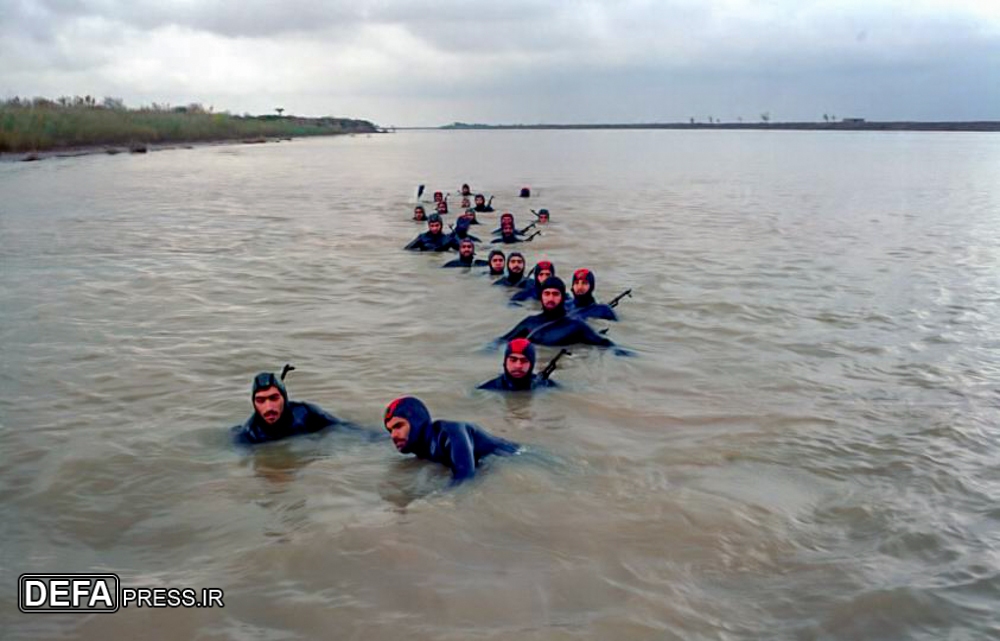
[0,96,380,153]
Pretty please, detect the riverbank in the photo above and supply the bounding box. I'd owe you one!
[0,101,380,156]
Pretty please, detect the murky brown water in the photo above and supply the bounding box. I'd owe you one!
[2,130,1000,640]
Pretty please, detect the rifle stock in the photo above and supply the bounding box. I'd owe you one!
[539,349,571,380]
[608,288,633,308]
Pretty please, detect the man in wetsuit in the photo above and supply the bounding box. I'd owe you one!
[567,268,618,321]
[459,209,481,226]
[232,372,345,444]
[486,249,506,277]
[473,194,494,212]
[412,205,427,222]
[460,183,472,197]
[510,260,554,303]
[492,213,536,244]
[535,209,550,224]
[383,396,519,483]
[444,216,481,249]
[404,214,451,251]
[491,212,520,236]
[477,338,557,391]
[499,276,615,348]
[493,252,527,288]
[442,238,488,268]
[435,199,449,215]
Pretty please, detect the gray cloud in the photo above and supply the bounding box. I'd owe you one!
[1,0,998,125]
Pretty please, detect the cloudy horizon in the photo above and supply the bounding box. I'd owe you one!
[2,0,998,127]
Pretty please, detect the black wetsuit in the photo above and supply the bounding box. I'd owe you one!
[233,401,342,445]
[404,230,451,252]
[386,397,518,483]
[477,373,556,391]
[500,311,613,347]
[442,254,488,268]
[491,230,526,244]
[494,271,527,288]
[510,263,553,302]
[510,280,541,302]
[568,300,618,321]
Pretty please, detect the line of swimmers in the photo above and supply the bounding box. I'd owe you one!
[231,184,629,484]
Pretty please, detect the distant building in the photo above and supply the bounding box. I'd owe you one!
[842,118,866,124]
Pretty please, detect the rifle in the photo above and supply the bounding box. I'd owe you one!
[524,230,542,242]
[487,195,494,206]
[608,288,632,309]
[518,222,537,235]
[280,363,296,381]
[530,208,539,218]
[539,349,571,380]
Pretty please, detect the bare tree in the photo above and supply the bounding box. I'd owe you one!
[760,112,770,124]
[276,107,285,116]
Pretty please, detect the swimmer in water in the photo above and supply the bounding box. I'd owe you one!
[499,277,615,348]
[567,268,618,321]
[232,370,347,444]
[494,252,528,288]
[404,214,451,251]
[473,194,494,212]
[477,338,558,391]
[510,260,554,303]
[384,396,519,483]
[442,238,488,268]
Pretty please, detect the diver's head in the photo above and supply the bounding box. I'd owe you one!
[384,396,432,453]
[433,191,444,202]
[540,276,567,316]
[534,260,555,285]
[474,194,485,206]
[573,268,595,296]
[435,200,448,214]
[251,372,287,425]
[461,183,471,196]
[488,249,506,275]
[427,214,443,235]
[504,338,536,379]
[459,238,475,259]
[413,205,426,221]
[507,252,525,275]
[537,208,550,224]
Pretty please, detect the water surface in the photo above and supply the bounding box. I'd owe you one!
[2,130,1000,640]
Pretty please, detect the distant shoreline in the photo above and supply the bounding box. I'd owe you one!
[433,121,1000,132]
[0,100,383,161]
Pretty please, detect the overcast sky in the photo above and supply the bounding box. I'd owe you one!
[2,0,998,126]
